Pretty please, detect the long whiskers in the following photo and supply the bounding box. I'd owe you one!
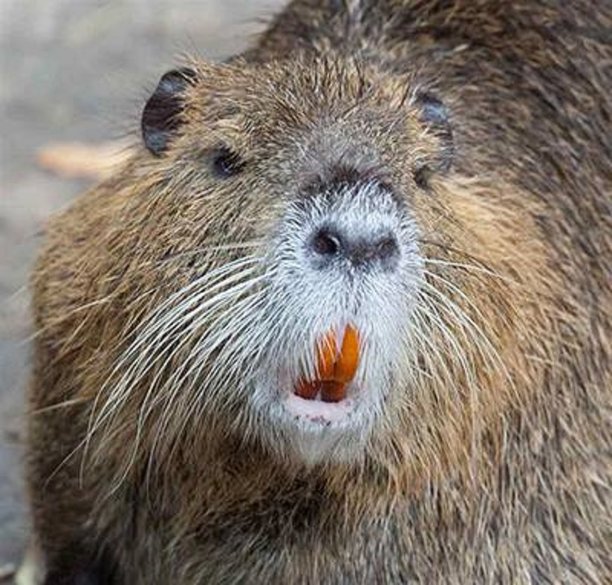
[58,253,267,487]
[153,240,263,265]
[420,272,507,378]
[423,257,515,284]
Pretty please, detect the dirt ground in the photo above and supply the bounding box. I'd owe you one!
[0,0,284,576]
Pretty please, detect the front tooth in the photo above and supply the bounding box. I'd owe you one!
[295,380,319,400]
[320,381,347,403]
[335,324,360,383]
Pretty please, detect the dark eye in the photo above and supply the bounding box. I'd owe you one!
[414,165,432,190]
[211,147,244,178]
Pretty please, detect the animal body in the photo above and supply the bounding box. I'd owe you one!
[24,1,611,583]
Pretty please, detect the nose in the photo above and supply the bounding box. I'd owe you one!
[309,224,399,271]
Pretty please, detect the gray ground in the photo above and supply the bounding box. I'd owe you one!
[0,0,284,576]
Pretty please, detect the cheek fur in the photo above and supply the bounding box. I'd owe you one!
[381,176,562,483]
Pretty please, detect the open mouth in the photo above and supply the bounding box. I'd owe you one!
[283,325,361,424]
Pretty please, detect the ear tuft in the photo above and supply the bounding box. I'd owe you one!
[415,92,454,173]
[141,67,196,156]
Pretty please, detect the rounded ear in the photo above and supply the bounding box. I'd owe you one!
[415,92,454,174]
[141,67,196,156]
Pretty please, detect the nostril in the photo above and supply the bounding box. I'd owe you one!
[376,235,399,261]
[348,232,400,270]
[312,227,342,257]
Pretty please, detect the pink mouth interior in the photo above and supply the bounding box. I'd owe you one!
[284,392,356,424]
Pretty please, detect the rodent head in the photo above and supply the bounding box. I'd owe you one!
[94,57,553,474]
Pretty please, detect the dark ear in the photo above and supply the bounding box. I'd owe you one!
[141,67,196,156]
[415,92,454,179]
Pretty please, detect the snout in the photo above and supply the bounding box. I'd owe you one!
[256,178,422,450]
[291,179,408,282]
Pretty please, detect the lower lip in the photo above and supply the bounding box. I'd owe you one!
[283,391,357,425]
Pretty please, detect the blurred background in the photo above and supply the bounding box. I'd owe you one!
[0,0,284,577]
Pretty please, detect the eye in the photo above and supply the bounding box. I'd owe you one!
[414,165,432,190]
[211,147,244,178]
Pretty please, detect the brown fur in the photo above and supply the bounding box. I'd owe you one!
[26,1,611,583]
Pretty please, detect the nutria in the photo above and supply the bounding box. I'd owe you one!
[22,0,611,583]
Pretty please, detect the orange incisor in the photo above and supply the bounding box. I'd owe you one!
[295,325,360,403]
